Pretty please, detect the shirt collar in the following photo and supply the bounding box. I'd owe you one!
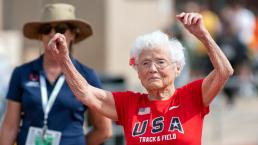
[32,55,44,72]
[32,54,77,72]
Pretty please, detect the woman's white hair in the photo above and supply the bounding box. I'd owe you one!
[130,30,185,72]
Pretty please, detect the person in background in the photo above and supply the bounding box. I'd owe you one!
[47,12,233,145]
[216,18,249,105]
[228,0,255,47]
[0,56,12,121]
[221,2,257,99]
[0,3,112,145]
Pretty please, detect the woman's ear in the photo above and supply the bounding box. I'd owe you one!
[175,64,181,77]
[71,33,76,40]
[67,33,76,44]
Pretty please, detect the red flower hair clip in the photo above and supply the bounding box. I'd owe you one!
[129,57,136,66]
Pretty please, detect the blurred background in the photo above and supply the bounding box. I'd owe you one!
[0,0,258,145]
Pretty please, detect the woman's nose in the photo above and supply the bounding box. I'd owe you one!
[48,29,56,37]
[148,62,158,72]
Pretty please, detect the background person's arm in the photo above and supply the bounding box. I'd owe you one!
[86,109,112,145]
[176,12,234,106]
[0,100,21,145]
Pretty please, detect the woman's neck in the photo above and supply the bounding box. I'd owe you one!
[147,85,175,101]
[43,54,62,84]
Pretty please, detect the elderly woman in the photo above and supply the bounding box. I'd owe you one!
[48,12,233,145]
[0,3,112,145]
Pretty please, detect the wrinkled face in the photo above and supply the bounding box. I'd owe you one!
[40,23,76,50]
[137,47,179,91]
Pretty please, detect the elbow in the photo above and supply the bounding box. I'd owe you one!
[75,90,92,107]
[226,67,234,77]
[99,122,113,140]
[220,66,234,78]
[104,129,113,140]
[98,128,113,141]
[226,62,234,76]
[103,123,113,139]
[215,67,234,81]
[104,122,113,140]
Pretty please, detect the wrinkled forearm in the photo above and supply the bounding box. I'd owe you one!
[58,56,117,120]
[60,56,92,105]
[199,31,234,106]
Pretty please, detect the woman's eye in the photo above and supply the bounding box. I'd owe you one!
[157,60,166,64]
[142,62,149,66]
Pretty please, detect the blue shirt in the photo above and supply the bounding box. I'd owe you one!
[6,55,102,145]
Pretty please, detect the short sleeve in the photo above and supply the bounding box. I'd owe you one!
[185,79,209,116]
[6,67,23,102]
[75,61,102,89]
[112,91,134,125]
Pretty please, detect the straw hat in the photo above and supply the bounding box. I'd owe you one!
[23,3,92,43]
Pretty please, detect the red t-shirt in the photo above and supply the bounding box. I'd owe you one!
[113,79,209,145]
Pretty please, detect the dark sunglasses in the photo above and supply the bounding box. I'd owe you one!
[39,23,76,35]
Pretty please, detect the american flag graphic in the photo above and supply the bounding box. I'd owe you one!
[138,107,151,115]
